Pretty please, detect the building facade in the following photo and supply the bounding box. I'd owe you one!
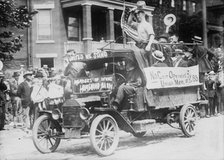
[29,0,154,70]
[10,0,223,70]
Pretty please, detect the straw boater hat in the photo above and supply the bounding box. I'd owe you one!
[134,1,146,13]
[174,49,185,55]
[152,50,165,62]
[192,36,203,43]
[208,71,215,75]
[23,71,33,78]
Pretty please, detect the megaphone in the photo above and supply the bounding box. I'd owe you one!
[163,14,176,33]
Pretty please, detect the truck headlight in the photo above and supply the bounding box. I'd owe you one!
[79,108,90,120]
[52,109,61,120]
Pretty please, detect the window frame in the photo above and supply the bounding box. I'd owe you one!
[40,57,55,68]
[36,9,53,42]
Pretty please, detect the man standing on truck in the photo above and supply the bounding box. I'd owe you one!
[121,1,155,67]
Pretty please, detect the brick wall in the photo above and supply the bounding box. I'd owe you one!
[31,0,67,70]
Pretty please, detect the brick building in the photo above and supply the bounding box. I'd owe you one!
[29,0,154,70]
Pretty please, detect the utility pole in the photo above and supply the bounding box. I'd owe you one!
[202,0,208,48]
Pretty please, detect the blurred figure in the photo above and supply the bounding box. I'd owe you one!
[31,72,48,121]
[17,71,33,130]
[183,50,197,67]
[172,49,188,67]
[0,71,7,130]
[42,65,49,78]
[203,73,210,117]
[18,65,26,85]
[205,71,217,116]
[169,34,179,44]
[10,71,22,127]
[157,33,169,43]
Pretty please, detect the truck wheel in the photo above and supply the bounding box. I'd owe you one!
[32,114,61,153]
[179,104,197,137]
[90,114,119,156]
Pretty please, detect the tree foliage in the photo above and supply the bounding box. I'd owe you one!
[0,0,37,61]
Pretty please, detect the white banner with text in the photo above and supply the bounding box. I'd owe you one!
[144,65,200,89]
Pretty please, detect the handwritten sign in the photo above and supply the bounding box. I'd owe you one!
[69,53,85,61]
[73,75,113,93]
[85,50,108,60]
[144,65,200,89]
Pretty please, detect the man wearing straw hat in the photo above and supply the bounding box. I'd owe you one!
[151,50,168,67]
[17,71,33,130]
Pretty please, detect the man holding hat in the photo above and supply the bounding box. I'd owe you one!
[125,1,155,67]
[17,71,33,130]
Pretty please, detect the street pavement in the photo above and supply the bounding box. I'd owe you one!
[0,115,223,160]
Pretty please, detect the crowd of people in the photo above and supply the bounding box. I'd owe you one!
[119,0,224,117]
[0,0,223,133]
[0,64,67,132]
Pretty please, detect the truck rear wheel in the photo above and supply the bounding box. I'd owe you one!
[179,104,197,137]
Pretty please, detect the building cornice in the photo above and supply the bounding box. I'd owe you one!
[61,0,154,12]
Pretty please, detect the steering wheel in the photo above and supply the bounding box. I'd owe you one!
[114,73,126,87]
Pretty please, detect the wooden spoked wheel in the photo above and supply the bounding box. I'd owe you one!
[32,115,61,153]
[179,104,197,137]
[90,114,119,156]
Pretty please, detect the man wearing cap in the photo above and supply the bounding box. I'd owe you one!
[10,72,22,126]
[187,36,216,84]
[17,71,33,130]
[157,33,170,43]
[126,1,155,67]
[112,59,144,111]
[184,50,197,67]
[172,49,188,67]
[152,50,168,67]
[205,71,217,116]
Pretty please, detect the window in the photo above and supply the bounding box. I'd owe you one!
[40,58,54,68]
[183,0,186,11]
[192,2,196,12]
[68,17,79,41]
[37,9,52,40]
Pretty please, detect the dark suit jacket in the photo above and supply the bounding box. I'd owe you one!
[17,81,32,108]
[205,79,216,97]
